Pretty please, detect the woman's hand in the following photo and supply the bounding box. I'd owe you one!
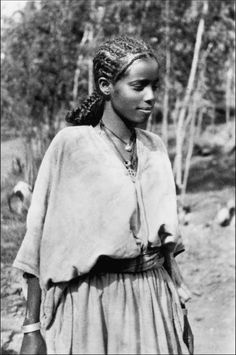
[162,251,192,303]
[20,331,47,355]
[177,283,192,304]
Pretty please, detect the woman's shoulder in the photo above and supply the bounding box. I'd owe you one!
[50,125,92,149]
[53,125,90,141]
[42,125,93,160]
[136,128,167,153]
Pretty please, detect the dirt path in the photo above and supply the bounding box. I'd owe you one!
[179,189,235,354]
[1,139,235,354]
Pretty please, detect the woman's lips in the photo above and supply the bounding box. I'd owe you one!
[137,107,153,114]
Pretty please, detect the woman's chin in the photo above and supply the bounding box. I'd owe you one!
[134,114,151,127]
[123,113,151,128]
[135,121,149,129]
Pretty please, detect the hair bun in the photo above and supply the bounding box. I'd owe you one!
[65,91,104,126]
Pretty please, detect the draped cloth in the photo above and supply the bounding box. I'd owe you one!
[13,125,188,354]
[41,246,164,329]
[13,126,184,288]
[43,264,189,354]
[42,247,189,354]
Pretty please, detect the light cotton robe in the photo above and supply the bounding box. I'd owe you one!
[13,125,189,354]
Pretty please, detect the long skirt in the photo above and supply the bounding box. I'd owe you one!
[44,266,189,354]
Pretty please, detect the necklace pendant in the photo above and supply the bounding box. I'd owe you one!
[125,144,132,152]
[127,167,136,181]
[125,160,132,168]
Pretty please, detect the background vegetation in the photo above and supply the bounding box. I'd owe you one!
[1,0,235,194]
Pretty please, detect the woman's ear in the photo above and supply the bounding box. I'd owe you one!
[98,77,112,99]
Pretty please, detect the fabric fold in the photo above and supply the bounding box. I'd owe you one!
[13,126,184,290]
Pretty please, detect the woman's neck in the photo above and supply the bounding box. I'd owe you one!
[101,102,133,141]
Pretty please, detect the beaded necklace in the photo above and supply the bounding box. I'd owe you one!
[100,120,137,181]
[100,120,135,152]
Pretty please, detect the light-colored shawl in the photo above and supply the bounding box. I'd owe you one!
[13,126,183,292]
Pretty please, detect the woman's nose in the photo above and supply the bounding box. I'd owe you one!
[144,85,155,103]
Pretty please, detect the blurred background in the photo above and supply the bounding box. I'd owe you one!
[1,0,235,354]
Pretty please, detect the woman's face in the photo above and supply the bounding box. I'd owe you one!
[110,57,159,125]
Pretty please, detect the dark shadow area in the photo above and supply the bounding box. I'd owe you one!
[187,152,235,193]
[1,347,17,355]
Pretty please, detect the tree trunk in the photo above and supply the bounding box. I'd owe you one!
[73,55,82,104]
[137,0,151,36]
[174,0,208,190]
[162,0,170,149]
[196,106,204,139]
[225,62,233,124]
[88,58,93,95]
[181,43,211,201]
[181,96,198,201]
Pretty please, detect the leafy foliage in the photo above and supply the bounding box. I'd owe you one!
[1,0,235,136]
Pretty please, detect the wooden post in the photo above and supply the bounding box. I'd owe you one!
[225,62,232,124]
[162,0,170,149]
[181,43,212,201]
[174,0,208,191]
[88,58,93,95]
[73,55,82,104]
[181,94,198,200]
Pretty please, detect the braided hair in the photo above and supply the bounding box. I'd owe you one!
[65,35,158,126]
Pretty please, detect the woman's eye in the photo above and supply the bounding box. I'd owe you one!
[131,82,159,92]
[132,85,144,91]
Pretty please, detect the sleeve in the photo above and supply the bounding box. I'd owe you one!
[159,224,185,257]
[173,234,185,257]
[12,139,56,277]
[156,134,185,257]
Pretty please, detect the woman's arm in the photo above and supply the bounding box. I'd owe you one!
[163,250,191,304]
[20,274,47,355]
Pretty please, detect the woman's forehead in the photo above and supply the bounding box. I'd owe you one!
[124,58,159,81]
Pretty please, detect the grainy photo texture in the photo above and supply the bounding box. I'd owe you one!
[1,1,235,354]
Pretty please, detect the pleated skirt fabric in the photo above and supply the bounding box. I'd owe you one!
[45,267,189,354]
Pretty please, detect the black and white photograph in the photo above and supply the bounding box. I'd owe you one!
[1,0,235,354]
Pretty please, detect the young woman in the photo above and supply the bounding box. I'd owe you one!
[14,36,192,354]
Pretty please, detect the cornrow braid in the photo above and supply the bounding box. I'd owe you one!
[66,35,158,126]
[93,35,157,91]
[65,91,104,126]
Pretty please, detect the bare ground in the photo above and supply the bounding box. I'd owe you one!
[1,138,235,355]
